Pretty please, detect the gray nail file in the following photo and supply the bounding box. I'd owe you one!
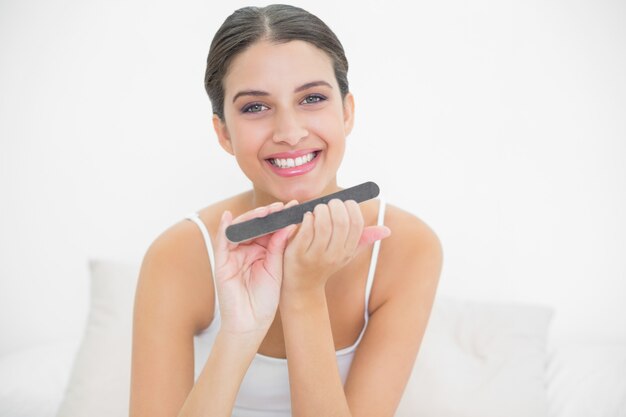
[225,181,380,243]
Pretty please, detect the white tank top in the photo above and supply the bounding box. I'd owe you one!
[185,198,386,417]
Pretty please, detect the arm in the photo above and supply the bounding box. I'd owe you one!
[343,216,442,416]
[279,288,351,416]
[176,331,263,416]
[178,204,296,416]
[130,202,296,417]
[130,245,263,417]
[129,225,211,417]
[280,201,442,417]
[280,199,392,417]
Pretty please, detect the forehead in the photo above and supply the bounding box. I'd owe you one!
[223,40,337,98]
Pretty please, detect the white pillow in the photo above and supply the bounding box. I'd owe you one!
[395,296,554,417]
[56,259,139,417]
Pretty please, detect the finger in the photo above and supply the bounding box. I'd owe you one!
[229,202,285,247]
[267,201,287,214]
[326,199,350,254]
[232,206,268,225]
[275,200,299,240]
[231,200,298,244]
[281,200,300,241]
[309,203,331,254]
[267,223,297,259]
[357,225,392,251]
[289,210,315,253]
[260,200,299,249]
[263,223,297,282]
[344,199,364,254]
[232,202,284,225]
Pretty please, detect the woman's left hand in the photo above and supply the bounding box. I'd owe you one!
[282,198,391,297]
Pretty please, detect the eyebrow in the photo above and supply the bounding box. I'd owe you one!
[231,80,333,103]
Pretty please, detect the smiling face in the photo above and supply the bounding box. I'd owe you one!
[213,40,355,205]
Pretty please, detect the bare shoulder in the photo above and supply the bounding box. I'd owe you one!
[136,195,243,335]
[382,204,442,257]
[130,197,241,416]
[371,203,443,308]
[137,221,211,335]
[342,203,443,414]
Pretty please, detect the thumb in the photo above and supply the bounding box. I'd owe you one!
[264,224,297,273]
[358,225,391,247]
[267,224,297,255]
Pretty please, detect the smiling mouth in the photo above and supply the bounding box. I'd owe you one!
[267,151,320,169]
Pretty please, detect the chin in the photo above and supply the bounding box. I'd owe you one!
[273,179,331,204]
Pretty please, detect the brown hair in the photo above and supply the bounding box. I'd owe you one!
[204,4,350,121]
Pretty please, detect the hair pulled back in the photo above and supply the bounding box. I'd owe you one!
[205,4,349,121]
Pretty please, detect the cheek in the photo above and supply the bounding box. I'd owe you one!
[307,106,347,141]
[229,122,269,155]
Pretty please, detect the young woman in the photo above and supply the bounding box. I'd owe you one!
[130,5,442,417]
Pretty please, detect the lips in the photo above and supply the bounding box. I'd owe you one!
[264,150,321,177]
[267,151,319,168]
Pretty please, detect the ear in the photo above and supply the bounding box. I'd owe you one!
[212,114,234,155]
[342,92,355,136]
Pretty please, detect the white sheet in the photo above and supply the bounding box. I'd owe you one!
[0,338,79,417]
[547,340,626,417]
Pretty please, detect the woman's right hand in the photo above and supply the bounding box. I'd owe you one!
[213,201,297,337]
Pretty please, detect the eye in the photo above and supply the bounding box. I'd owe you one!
[242,103,269,113]
[302,94,326,105]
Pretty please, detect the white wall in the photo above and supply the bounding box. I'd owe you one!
[1,0,625,357]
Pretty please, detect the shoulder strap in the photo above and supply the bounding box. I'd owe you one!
[364,198,386,319]
[185,212,219,312]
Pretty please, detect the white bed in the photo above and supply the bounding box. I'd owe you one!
[1,259,624,417]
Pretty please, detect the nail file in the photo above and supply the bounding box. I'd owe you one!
[225,181,380,243]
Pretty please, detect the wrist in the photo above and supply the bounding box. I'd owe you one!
[279,286,327,313]
[216,328,266,353]
[281,270,328,297]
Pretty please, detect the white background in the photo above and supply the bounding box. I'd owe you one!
[1,0,625,357]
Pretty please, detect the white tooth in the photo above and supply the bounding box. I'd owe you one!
[272,155,317,168]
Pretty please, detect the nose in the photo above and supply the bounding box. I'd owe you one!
[271,108,308,146]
